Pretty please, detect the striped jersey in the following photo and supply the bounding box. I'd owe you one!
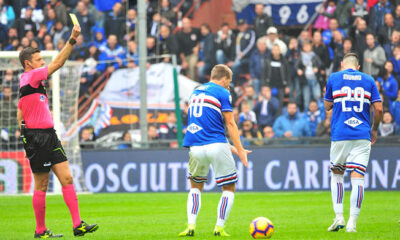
[324,68,381,141]
[183,82,232,147]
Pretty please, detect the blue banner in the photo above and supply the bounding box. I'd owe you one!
[234,0,323,26]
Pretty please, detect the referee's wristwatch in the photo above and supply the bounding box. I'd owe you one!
[69,37,77,46]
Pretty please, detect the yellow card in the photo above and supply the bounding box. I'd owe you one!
[69,13,79,26]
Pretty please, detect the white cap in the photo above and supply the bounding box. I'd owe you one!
[267,27,278,34]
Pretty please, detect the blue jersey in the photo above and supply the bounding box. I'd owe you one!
[183,82,233,147]
[325,69,382,141]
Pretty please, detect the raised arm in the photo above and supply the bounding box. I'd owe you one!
[223,111,250,167]
[47,24,81,76]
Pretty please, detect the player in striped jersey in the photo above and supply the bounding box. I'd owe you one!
[324,53,383,232]
[179,65,251,237]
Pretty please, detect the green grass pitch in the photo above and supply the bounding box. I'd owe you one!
[0,191,398,239]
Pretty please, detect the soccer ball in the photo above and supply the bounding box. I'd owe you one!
[249,217,274,239]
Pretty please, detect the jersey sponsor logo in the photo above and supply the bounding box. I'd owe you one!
[43,162,51,167]
[343,74,362,80]
[344,117,363,128]
[187,123,203,134]
[40,95,45,102]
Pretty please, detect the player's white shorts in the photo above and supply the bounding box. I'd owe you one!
[330,140,371,175]
[188,142,237,187]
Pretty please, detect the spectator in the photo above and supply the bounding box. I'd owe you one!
[322,18,345,59]
[15,7,37,38]
[239,101,257,124]
[148,124,160,141]
[316,115,331,137]
[351,0,369,22]
[97,34,125,73]
[369,0,393,34]
[394,4,400,26]
[160,0,177,28]
[296,41,322,110]
[125,8,136,40]
[20,37,30,48]
[44,0,68,26]
[232,19,256,82]
[390,45,400,81]
[92,27,106,49]
[157,25,178,63]
[349,17,369,65]
[286,37,301,106]
[304,100,323,136]
[236,85,257,110]
[383,30,399,59]
[118,131,132,149]
[126,39,138,67]
[378,13,400,45]
[312,31,330,82]
[148,11,161,37]
[363,33,386,78]
[391,89,400,132]
[0,86,18,129]
[320,0,353,31]
[51,20,69,46]
[45,41,55,50]
[214,22,235,67]
[240,120,263,146]
[93,0,120,12]
[253,3,274,38]
[314,0,336,31]
[298,30,312,48]
[81,0,99,23]
[332,37,353,72]
[0,0,15,27]
[264,26,287,56]
[378,111,395,136]
[176,17,201,81]
[262,126,275,139]
[159,112,177,140]
[197,23,215,83]
[378,61,398,110]
[70,35,86,60]
[75,1,95,43]
[262,44,289,108]
[80,43,100,94]
[21,0,44,30]
[249,39,269,94]
[46,8,56,32]
[104,2,124,43]
[253,86,279,129]
[273,102,311,138]
[4,37,19,51]
[79,127,95,149]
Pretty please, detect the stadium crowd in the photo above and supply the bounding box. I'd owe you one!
[1,0,400,149]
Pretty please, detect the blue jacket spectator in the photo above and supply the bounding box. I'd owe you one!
[378,61,399,110]
[0,1,15,27]
[97,34,125,72]
[303,100,324,136]
[390,45,400,80]
[322,18,345,59]
[391,91,400,134]
[369,0,393,34]
[253,86,279,128]
[273,102,311,138]
[91,27,106,49]
[94,0,121,12]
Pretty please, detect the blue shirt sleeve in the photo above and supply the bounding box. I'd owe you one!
[324,76,333,102]
[370,79,382,103]
[220,90,233,112]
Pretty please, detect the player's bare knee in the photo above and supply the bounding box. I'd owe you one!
[35,178,49,191]
[222,183,236,192]
[60,175,74,186]
[350,171,364,179]
[331,169,344,175]
[190,180,204,192]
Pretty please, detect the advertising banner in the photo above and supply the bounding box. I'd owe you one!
[2,147,400,194]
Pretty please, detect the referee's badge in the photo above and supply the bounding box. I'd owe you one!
[40,95,45,102]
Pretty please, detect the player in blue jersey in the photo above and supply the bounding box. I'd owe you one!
[179,64,251,237]
[324,53,383,232]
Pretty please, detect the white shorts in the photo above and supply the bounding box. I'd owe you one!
[188,142,237,187]
[330,140,371,175]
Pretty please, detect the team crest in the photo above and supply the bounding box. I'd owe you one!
[40,95,45,102]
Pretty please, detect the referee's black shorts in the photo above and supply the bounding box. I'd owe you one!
[22,128,68,173]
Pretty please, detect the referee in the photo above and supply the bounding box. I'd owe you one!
[18,24,99,238]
